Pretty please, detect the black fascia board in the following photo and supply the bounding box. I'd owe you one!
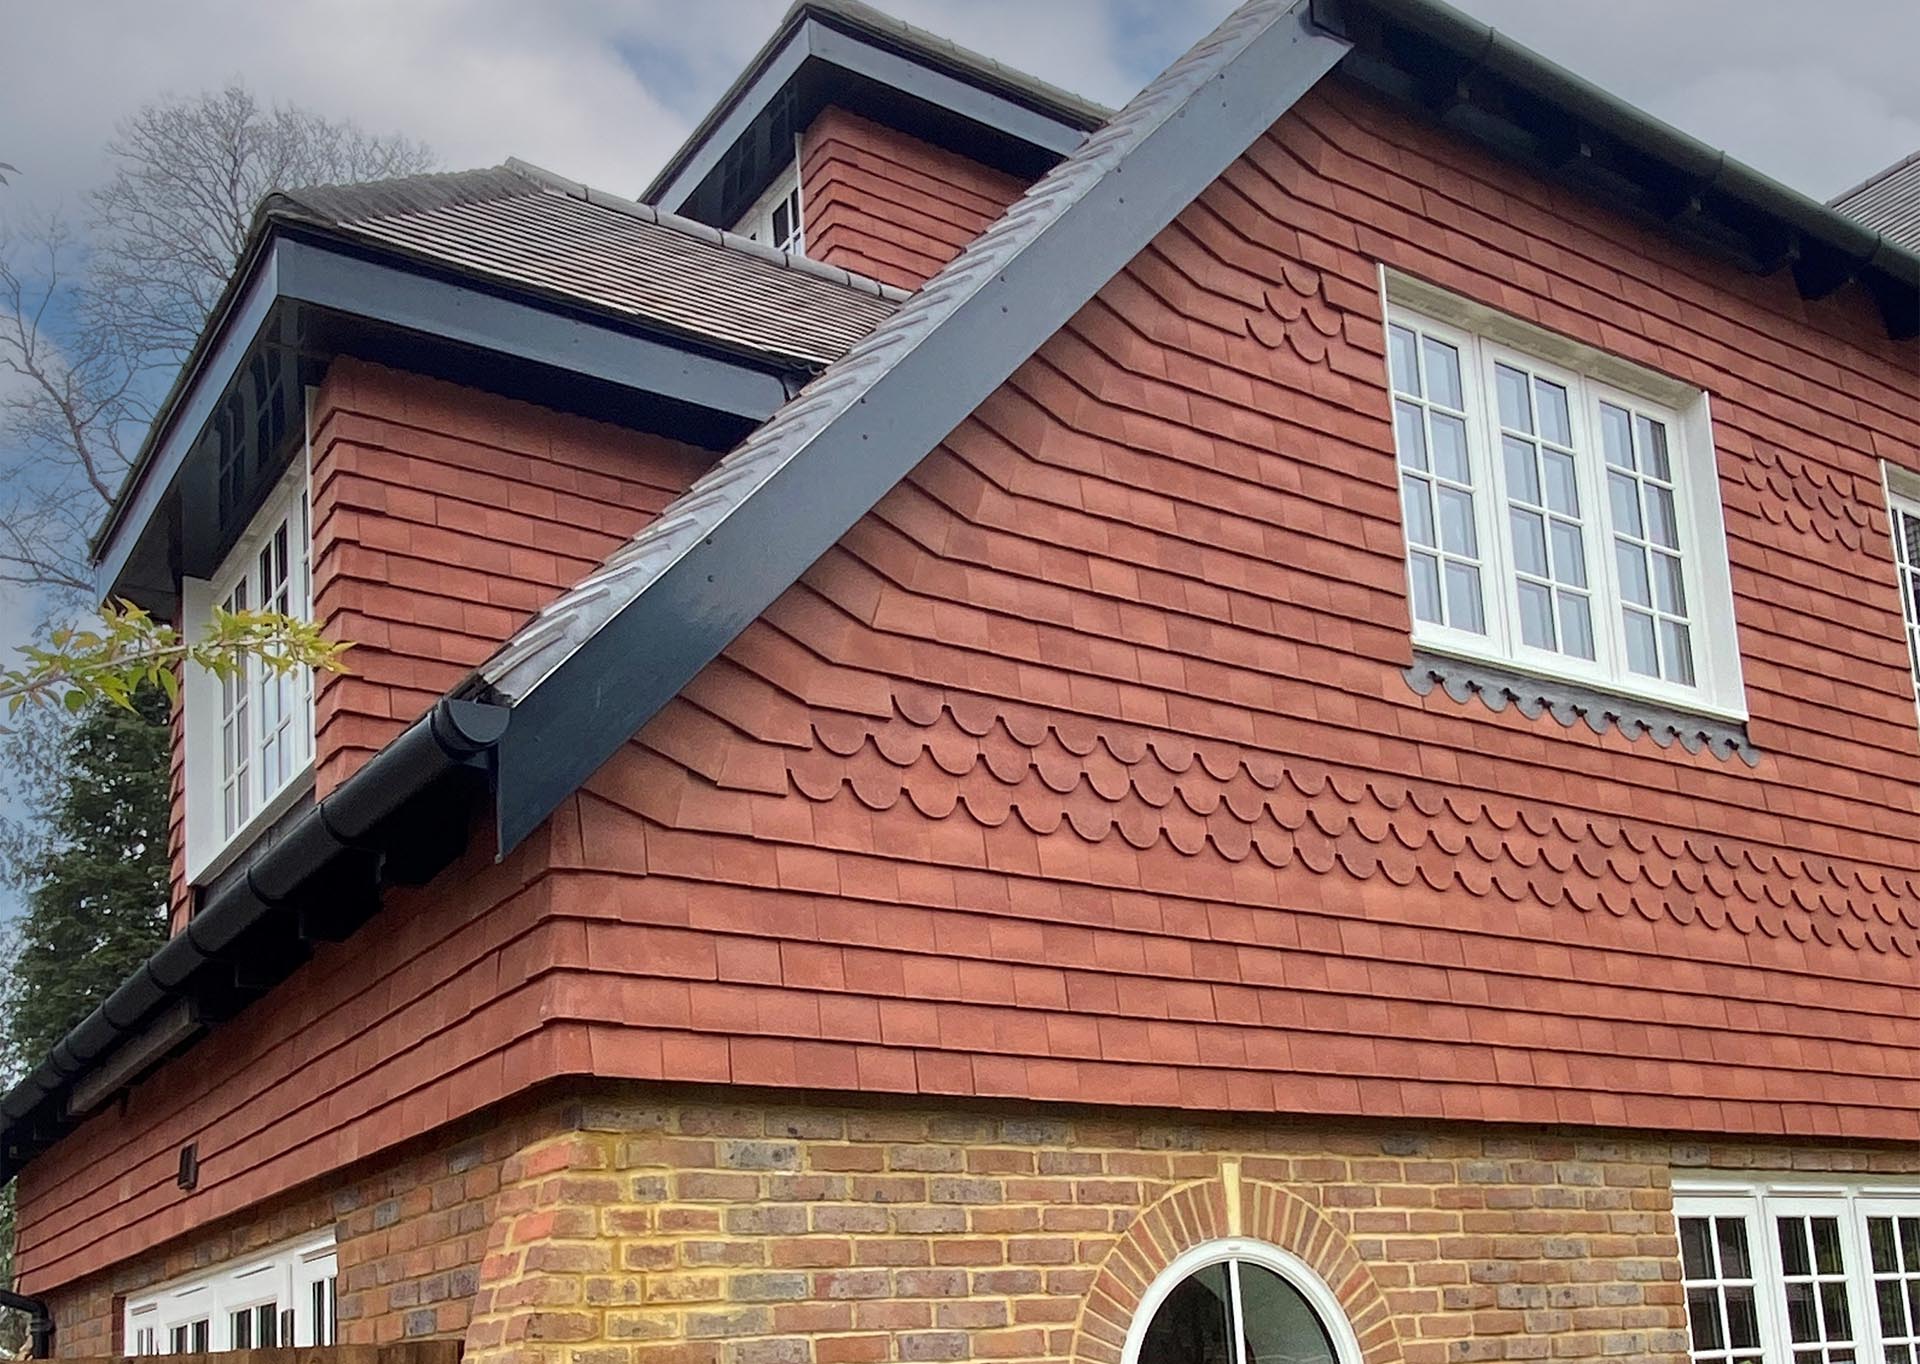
[645,9,1100,229]
[1312,0,1920,336]
[92,239,284,606]
[0,696,509,1186]
[269,233,797,419]
[93,230,799,607]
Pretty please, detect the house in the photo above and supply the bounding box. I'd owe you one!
[4,0,1919,1359]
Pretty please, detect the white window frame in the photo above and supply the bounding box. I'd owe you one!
[123,1232,337,1355]
[732,157,804,255]
[1674,1174,1920,1364]
[1381,269,1747,721]
[1120,1237,1362,1364]
[1882,462,1920,725]
[182,410,316,886]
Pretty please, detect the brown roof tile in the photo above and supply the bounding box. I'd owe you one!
[270,161,906,369]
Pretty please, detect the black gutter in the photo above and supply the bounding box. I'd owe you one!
[0,696,509,1184]
[0,1288,53,1359]
[1314,0,1920,335]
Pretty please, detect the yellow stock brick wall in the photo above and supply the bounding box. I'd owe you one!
[452,1094,1917,1364]
[40,1088,1920,1364]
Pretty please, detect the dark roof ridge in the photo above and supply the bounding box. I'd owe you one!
[263,164,540,226]
[266,159,913,306]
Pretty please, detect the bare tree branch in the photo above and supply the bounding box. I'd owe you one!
[0,88,432,611]
[86,86,434,365]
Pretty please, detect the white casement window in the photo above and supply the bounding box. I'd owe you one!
[1674,1178,1920,1364]
[1885,477,1920,691]
[1382,273,1744,718]
[733,162,804,255]
[183,435,315,884]
[123,1233,338,1355]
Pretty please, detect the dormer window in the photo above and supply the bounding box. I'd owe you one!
[734,164,804,254]
[183,445,315,883]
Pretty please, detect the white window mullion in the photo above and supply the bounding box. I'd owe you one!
[1677,1199,1767,1364]
[1387,315,1495,648]
[1465,332,1516,659]
[733,159,805,255]
[1764,1198,1868,1363]
[1680,1184,1920,1364]
[1570,373,1629,683]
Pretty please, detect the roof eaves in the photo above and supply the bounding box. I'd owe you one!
[88,216,284,563]
[0,697,510,1186]
[1320,0,1920,316]
[94,166,549,563]
[93,162,908,580]
[795,0,1113,129]
[476,0,1352,854]
[639,0,1110,208]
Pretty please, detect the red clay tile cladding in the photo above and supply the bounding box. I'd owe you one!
[800,106,1027,291]
[309,360,712,795]
[161,362,710,930]
[17,80,1920,1294]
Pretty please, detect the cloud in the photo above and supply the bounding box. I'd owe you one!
[1,0,1911,227]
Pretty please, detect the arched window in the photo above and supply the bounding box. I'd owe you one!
[1124,1239,1361,1364]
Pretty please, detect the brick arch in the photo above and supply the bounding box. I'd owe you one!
[1070,1166,1403,1364]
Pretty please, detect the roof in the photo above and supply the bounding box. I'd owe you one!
[642,0,1111,212]
[784,0,1112,128]
[268,160,907,369]
[1832,150,1920,252]
[90,160,909,593]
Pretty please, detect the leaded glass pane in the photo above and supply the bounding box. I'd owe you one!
[1543,449,1580,515]
[1396,400,1428,471]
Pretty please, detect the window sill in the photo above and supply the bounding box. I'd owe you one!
[187,763,317,890]
[1404,647,1759,766]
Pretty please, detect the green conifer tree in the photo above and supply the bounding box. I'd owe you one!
[3,683,169,1069]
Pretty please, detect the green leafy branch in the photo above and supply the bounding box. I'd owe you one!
[1,601,350,719]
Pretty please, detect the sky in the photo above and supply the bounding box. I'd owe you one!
[2,0,1915,216]
[0,0,1916,923]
